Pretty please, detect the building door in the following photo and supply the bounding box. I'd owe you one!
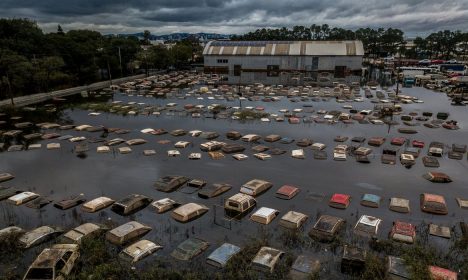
[335,66,347,78]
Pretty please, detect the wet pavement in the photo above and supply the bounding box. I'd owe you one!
[1,85,467,277]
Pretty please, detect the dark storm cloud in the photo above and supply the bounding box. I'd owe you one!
[0,0,466,35]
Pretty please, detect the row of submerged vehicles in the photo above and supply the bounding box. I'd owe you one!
[2,176,466,279]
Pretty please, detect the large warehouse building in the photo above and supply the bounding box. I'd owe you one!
[203,40,364,85]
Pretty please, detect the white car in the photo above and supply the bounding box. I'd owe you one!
[419,59,431,64]
[119,240,162,263]
[8,192,39,205]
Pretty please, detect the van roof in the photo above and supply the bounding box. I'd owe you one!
[228,193,255,203]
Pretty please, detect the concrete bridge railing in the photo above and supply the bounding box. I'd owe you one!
[0,74,146,108]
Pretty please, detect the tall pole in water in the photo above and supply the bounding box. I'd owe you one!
[238,69,242,108]
[118,47,123,77]
[107,59,112,86]
[395,42,404,98]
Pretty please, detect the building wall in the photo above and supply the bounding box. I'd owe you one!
[204,55,363,85]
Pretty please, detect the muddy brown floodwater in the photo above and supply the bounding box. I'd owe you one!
[1,85,467,278]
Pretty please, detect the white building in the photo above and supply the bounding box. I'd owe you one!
[203,40,364,85]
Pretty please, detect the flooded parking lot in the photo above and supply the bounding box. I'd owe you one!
[1,84,467,278]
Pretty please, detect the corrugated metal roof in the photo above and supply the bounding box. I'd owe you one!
[203,40,364,56]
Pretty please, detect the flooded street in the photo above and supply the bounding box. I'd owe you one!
[1,85,467,277]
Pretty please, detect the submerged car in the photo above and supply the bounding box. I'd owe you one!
[224,193,256,216]
[241,134,261,142]
[0,173,14,183]
[81,196,115,212]
[289,255,321,280]
[423,172,452,183]
[119,240,162,263]
[23,244,79,280]
[389,197,411,213]
[171,203,209,223]
[250,207,279,225]
[251,247,284,273]
[111,194,152,215]
[386,256,411,280]
[206,243,241,268]
[275,185,300,200]
[329,193,351,209]
[353,215,382,238]
[381,148,397,164]
[341,245,367,274]
[7,191,39,205]
[53,194,86,210]
[200,141,225,152]
[226,131,242,140]
[19,226,64,248]
[171,238,209,261]
[309,215,345,242]
[180,179,207,194]
[221,144,245,154]
[151,198,180,213]
[279,211,308,229]
[240,179,272,196]
[390,221,416,244]
[360,194,381,208]
[61,223,107,244]
[154,175,189,192]
[198,183,232,199]
[420,193,448,215]
[106,221,151,245]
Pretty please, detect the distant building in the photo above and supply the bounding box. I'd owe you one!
[203,40,364,85]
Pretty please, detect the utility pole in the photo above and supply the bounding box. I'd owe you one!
[107,59,112,86]
[237,69,242,108]
[118,47,123,78]
[395,43,403,97]
[6,73,14,107]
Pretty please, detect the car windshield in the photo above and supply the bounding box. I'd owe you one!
[316,220,334,232]
[204,185,217,192]
[356,223,374,234]
[161,177,173,183]
[228,201,239,208]
[26,268,54,279]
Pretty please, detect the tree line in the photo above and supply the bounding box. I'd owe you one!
[232,24,468,60]
[0,19,199,100]
[1,19,467,100]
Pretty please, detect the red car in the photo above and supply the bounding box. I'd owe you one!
[329,193,351,209]
[391,137,406,146]
[288,117,300,124]
[275,185,300,200]
[412,140,425,148]
[431,59,445,64]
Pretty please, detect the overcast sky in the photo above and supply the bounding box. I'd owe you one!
[1,0,467,36]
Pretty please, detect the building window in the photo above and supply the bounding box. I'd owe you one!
[217,59,228,64]
[267,65,279,77]
[234,65,241,76]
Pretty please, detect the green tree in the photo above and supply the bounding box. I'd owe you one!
[34,56,66,92]
[143,30,151,45]
[169,42,193,68]
[57,24,64,35]
[0,49,33,103]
